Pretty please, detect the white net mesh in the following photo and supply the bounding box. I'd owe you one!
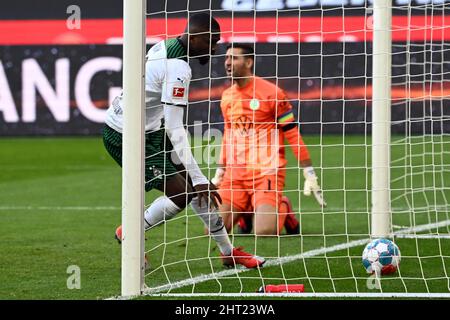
[138,0,450,297]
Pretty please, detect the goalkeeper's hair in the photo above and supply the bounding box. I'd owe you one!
[226,43,255,61]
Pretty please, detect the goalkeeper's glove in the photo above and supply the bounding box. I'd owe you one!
[211,167,225,187]
[303,166,327,207]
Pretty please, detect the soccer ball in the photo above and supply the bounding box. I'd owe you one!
[362,238,401,275]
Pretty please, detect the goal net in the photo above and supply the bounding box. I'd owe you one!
[121,0,450,298]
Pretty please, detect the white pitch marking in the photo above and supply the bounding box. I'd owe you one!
[106,219,450,300]
[144,219,450,298]
[395,234,450,239]
[105,238,369,300]
[138,292,450,298]
[393,220,450,235]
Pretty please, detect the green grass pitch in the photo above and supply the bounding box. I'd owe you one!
[0,135,449,299]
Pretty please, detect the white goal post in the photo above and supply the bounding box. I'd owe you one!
[371,0,392,238]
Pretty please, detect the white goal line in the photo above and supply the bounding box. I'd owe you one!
[106,218,450,300]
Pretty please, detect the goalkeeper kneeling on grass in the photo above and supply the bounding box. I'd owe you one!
[212,43,326,236]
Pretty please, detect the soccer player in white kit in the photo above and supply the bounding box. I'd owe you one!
[103,13,265,269]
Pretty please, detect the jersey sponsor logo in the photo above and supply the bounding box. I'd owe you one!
[172,87,185,98]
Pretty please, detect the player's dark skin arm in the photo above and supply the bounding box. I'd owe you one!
[193,183,222,209]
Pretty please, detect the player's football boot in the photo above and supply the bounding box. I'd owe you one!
[237,214,253,234]
[221,247,266,269]
[115,225,122,244]
[281,196,300,235]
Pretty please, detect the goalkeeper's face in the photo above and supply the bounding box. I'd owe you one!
[224,48,253,78]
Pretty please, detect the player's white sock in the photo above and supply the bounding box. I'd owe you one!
[190,196,233,256]
[144,196,182,229]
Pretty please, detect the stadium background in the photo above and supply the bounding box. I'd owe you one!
[0,0,449,136]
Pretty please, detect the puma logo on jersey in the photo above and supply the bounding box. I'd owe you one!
[172,87,185,98]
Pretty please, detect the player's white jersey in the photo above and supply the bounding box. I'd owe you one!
[105,38,191,133]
